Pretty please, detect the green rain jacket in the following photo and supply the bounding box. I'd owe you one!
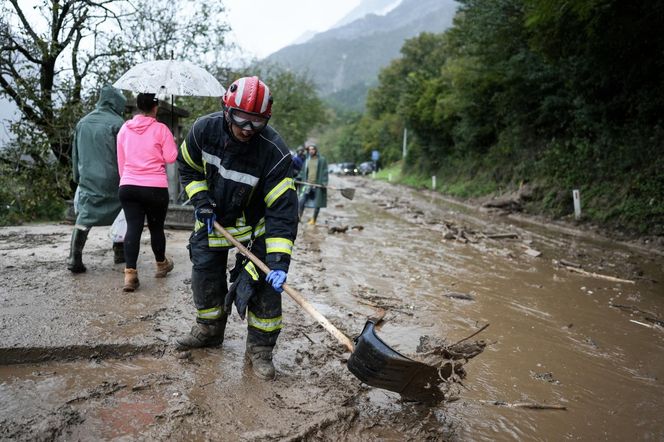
[299,154,328,208]
[72,85,126,226]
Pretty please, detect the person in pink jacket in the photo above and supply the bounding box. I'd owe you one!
[117,93,178,292]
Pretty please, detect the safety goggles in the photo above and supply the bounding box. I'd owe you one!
[228,108,269,132]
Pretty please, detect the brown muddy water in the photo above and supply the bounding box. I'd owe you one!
[1,175,663,441]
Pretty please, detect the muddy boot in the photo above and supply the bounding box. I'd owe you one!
[123,268,140,292]
[112,242,125,264]
[246,343,276,380]
[67,227,89,273]
[155,257,174,278]
[176,317,227,350]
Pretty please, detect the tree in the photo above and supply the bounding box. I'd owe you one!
[0,0,230,223]
[252,64,327,148]
[0,0,230,169]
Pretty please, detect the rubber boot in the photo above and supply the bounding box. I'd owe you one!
[67,228,89,273]
[155,257,174,278]
[123,268,140,292]
[176,316,227,350]
[113,242,125,264]
[246,342,276,380]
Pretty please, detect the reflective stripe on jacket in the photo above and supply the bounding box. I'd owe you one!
[177,112,298,271]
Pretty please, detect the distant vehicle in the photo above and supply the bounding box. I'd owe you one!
[328,163,342,174]
[339,162,358,176]
[359,161,376,175]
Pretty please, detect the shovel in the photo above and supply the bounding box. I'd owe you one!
[213,221,446,404]
[295,180,355,200]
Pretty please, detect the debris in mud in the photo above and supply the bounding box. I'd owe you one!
[560,259,581,268]
[479,400,567,410]
[66,380,127,404]
[351,225,364,231]
[522,245,542,257]
[441,222,481,243]
[443,292,475,301]
[609,303,664,328]
[328,225,349,234]
[530,371,561,385]
[412,325,489,401]
[485,232,520,240]
[556,262,635,284]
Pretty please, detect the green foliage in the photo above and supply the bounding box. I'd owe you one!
[1,0,233,224]
[261,68,327,148]
[0,140,68,226]
[324,0,664,236]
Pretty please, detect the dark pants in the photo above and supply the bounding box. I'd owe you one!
[298,187,320,221]
[119,185,170,269]
[188,230,282,347]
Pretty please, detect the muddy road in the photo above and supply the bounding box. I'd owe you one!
[1,175,663,441]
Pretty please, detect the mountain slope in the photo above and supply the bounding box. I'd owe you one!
[265,0,458,110]
[332,0,403,29]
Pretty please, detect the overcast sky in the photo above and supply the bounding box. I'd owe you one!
[222,0,361,59]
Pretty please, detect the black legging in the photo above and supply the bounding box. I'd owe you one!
[119,185,170,269]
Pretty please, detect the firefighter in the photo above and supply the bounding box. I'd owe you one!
[176,76,298,380]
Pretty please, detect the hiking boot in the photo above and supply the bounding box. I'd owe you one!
[112,242,125,264]
[176,319,227,350]
[67,228,89,273]
[246,344,276,380]
[123,268,140,292]
[155,257,174,278]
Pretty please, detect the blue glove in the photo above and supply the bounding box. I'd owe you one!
[195,205,216,234]
[266,270,287,293]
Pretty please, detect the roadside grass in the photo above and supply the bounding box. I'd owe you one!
[368,157,663,236]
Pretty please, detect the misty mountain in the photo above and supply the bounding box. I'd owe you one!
[332,0,403,29]
[265,0,458,111]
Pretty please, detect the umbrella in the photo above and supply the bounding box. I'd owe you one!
[113,60,225,204]
[113,59,225,97]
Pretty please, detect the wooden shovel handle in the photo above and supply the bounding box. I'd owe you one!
[295,180,338,191]
[213,221,355,352]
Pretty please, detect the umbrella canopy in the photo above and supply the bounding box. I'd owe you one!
[113,60,225,97]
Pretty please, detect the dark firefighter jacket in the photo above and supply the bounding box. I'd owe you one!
[177,111,298,272]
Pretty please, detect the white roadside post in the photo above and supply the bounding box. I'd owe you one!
[402,128,408,159]
[573,189,582,220]
[388,173,392,182]
[432,176,437,190]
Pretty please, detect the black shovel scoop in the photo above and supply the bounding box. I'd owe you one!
[213,221,445,404]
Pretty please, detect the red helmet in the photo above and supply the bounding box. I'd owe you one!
[222,76,272,118]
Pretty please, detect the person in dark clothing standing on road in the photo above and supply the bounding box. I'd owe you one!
[116,93,178,292]
[67,84,126,273]
[292,145,306,194]
[176,76,298,380]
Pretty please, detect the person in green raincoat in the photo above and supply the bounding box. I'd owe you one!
[297,143,328,225]
[67,84,127,273]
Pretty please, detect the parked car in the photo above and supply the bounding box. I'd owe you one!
[339,162,358,175]
[359,161,376,175]
[328,163,342,174]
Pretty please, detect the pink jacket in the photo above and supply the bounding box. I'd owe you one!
[117,114,178,188]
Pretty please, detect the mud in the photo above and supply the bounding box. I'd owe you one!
[1,175,663,440]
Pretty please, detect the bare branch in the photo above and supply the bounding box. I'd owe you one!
[8,0,45,56]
